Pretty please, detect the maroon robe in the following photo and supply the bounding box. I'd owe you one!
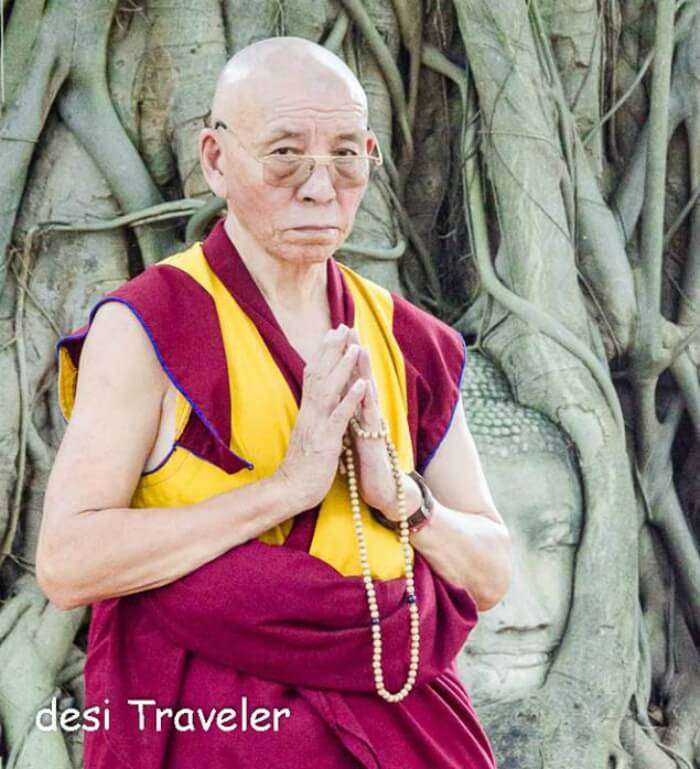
[55,220,498,768]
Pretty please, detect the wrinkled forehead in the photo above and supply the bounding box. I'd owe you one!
[254,103,369,146]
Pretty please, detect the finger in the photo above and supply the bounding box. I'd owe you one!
[357,346,373,380]
[356,349,376,403]
[302,344,360,416]
[338,364,362,404]
[315,343,362,410]
[358,356,372,411]
[342,341,364,397]
[333,332,367,406]
[370,377,379,404]
[358,355,382,427]
[347,329,365,373]
[329,378,367,437]
[309,324,350,377]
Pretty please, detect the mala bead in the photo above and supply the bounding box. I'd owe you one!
[340,415,420,703]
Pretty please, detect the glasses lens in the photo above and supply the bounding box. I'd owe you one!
[262,156,314,187]
[261,155,374,188]
[334,156,370,186]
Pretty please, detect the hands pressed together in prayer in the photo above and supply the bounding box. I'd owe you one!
[344,327,420,522]
[277,323,419,520]
[275,322,511,611]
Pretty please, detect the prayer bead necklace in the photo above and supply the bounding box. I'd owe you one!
[338,415,420,703]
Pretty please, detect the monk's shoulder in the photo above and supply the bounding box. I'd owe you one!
[55,249,208,421]
[81,300,168,395]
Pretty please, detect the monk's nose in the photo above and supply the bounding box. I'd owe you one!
[297,162,337,204]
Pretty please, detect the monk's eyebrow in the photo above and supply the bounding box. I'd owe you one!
[334,130,365,143]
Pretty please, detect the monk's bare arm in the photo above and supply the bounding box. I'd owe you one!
[37,303,300,609]
[37,306,364,610]
[381,401,513,612]
[414,403,512,611]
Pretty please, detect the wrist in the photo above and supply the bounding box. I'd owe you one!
[379,472,422,522]
[269,467,314,518]
[369,470,436,536]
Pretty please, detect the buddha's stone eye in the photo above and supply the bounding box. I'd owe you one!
[537,520,579,550]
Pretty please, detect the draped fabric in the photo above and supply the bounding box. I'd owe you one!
[55,219,497,768]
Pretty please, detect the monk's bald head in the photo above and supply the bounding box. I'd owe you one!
[211,36,368,130]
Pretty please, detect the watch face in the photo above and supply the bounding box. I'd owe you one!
[408,506,427,527]
[408,512,430,534]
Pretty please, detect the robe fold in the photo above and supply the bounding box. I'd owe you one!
[55,218,498,768]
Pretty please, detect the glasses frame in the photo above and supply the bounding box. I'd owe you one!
[212,119,384,188]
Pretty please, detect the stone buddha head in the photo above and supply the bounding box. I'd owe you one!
[456,350,583,705]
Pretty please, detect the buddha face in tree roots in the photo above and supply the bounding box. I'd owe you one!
[456,350,583,705]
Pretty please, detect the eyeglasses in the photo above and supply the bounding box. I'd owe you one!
[213,120,383,189]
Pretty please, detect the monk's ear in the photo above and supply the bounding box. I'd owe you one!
[366,130,383,169]
[199,128,227,199]
[365,132,376,157]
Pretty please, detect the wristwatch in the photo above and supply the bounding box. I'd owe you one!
[370,470,435,535]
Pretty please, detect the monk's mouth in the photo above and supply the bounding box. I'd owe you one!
[290,226,339,232]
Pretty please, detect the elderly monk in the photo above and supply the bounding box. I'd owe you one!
[38,36,511,769]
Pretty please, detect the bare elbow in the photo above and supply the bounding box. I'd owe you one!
[48,593,84,612]
[36,559,83,610]
[475,585,508,613]
[36,532,88,611]
[36,567,78,611]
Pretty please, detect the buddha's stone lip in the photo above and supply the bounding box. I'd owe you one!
[463,649,551,666]
[465,647,551,654]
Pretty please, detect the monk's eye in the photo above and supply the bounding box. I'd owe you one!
[538,522,578,550]
[333,148,360,157]
[271,147,303,156]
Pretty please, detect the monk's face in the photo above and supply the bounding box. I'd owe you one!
[203,54,374,265]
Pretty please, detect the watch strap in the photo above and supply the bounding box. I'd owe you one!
[368,470,434,534]
[406,469,435,533]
